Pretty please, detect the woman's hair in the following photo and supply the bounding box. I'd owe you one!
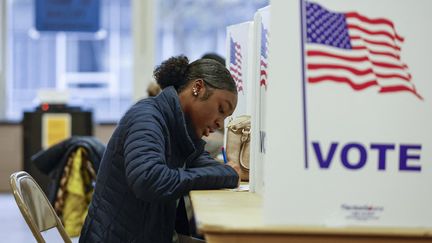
[201,53,226,66]
[146,82,161,97]
[153,55,237,98]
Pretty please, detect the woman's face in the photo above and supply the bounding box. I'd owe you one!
[181,80,237,138]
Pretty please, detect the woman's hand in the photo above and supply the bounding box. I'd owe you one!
[226,161,241,186]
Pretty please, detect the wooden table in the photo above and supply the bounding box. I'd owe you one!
[189,190,432,243]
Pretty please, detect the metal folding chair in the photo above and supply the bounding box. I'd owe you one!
[10,171,72,243]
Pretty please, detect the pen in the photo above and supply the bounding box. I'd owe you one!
[221,146,228,164]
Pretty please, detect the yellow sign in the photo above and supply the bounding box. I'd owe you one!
[42,113,71,149]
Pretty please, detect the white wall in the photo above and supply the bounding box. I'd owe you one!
[0,0,7,120]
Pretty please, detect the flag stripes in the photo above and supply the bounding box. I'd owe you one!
[260,24,269,88]
[305,1,422,100]
[229,37,244,92]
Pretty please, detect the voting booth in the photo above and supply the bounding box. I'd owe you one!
[226,21,254,117]
[225,21,255,187]
[225,7,270,193]
[251,7,270,194]
[264,0,432,229]
[191,1,432,242]
[192,1,432,242]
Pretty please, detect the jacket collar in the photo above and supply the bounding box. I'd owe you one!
[155,86,205,154]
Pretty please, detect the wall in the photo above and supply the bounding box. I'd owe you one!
[0,123,116,192]
[0,0,6,120]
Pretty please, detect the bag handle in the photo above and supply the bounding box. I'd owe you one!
[239,127,250,171]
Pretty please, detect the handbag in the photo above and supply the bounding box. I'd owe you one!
[226,115,251,181]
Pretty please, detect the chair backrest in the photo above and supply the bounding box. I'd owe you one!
[10,171,72,243]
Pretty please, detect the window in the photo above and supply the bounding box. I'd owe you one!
[5,0,268,122]
[155,0,269,64]
[7,0,132,122]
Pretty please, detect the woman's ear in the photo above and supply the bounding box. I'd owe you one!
[192,79,205,97]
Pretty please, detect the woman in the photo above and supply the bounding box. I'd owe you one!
[79,56,240,243]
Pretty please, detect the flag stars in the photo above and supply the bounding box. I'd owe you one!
[305,1,352,49]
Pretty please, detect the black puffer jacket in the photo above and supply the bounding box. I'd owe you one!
[32,136,105,204]
[79,86,239,243]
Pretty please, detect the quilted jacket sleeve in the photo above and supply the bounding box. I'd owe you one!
[123,109,238,203]
[184,150,239,190]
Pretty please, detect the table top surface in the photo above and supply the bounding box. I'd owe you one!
[190,190,432,237]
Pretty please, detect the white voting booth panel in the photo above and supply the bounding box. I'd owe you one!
[225,21,256,188]
[264,0,432,228]
[226,22,254,117]
[224,8,270,193]
[250,6,270,195]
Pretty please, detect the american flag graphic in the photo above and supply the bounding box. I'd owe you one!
[260,24,269,89]
[229,37,243,92]
[304,1,422,100]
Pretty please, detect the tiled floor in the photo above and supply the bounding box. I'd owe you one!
[0,193,79,242]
